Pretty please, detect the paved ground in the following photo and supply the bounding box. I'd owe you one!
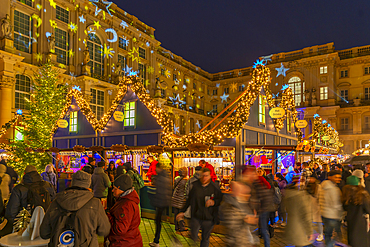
[101,218,350,247]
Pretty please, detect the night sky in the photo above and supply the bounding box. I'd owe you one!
[117,0,370,73]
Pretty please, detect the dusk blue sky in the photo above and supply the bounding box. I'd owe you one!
[118,0,370,73]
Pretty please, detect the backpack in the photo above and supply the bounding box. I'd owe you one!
[51,198,93,247]
[273,186,282,205]
[25,181,51,213]
[132,170,145,190]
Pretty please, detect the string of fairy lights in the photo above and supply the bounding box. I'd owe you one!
[0,114,22,140]
[313,114,342,150]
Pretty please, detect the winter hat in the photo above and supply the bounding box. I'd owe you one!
[123,162,132,170]
[347,175,359,186]
[25,165,37,174]
[114,174,133,192]
[352,169,364,179]
[71,170,91,188]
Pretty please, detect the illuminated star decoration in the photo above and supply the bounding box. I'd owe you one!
[69,49,75,58]
[120,20,128,29]
[220,92,229,103]
[125,65,133,74]
[253,59,264,68]
[216,83,220,88]
[68,22,78,33]
[49,20,57,29]
[16,109,23,115]
[45,32,52,38]
[196,120,201,129]
[169,94,186,106]
[174,124,179,134]
[79,15,86,23]
[128,47,140,63]
[275,63,289,77]
[35,53,43,62]
[105,28,118,42]
[72,85,81,91]
[102,43,115,58]
[93,21,101,30]
[165,70,171,78]
[230,82,237,93]
[272,92,280,99]
[282,84,289,91]
[313,114,319,118]
[49,0,56,8]
[94,6,102,16]
[128,70,138,76]
[260,54,273,64]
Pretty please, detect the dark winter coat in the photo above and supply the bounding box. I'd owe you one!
[342,185,370,247]
[41,172,57,187]
[91,167,111,198]
[149,169,171,208]
[5,171,56,221]
[172,176,187,209]
[364,173,370,195]
[185,172,201,199]
[107,190,142,247]
[5,165,18,191]
[181,179,223,223]
[40,187,110,247]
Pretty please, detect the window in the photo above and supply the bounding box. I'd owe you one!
[320,87,328,100]
[207,89,210,95]
[259,95,266,124]
[224,88,229,94]
[69,111,78,132]
[161,68,165,76]
[173,74,177,82]
[118,54,126,73]
[213,89,218,95]
[340,70,348,78]
[14,10,31,53]
[56,6,69,23]
[288,77,304,106]
[213,104,218,112]
[193,82,197,89]
[15,74,31,110]
[55,28,68,65]
[139,48,146,59]
[365,67,370,75]
[87,34,103,76]
[119,37,128,50]
[161,89,166,98]
[340,90,348,101]
[18,0,32,6]
[287,114,291,132]
[320,66,327,74]
[341,118,349,130]
[193,99,196,108]
[90,89,104,119]
[365,88,370,100]
[239,85,245,92]
[124,102,135,127]
[365,116,370,129]
[189,118,194,133]
[138,63,146,82]
[182,95,187,105]
[224,103,229,108]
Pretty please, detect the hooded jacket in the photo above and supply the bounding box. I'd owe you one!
[319,180,344,220]
[5,171,56,221]
[149,169,171,208]
[91,167,111,198]
[107,190,142,247]
[0,164,11,201]
[146,160,158,182]
[40,187,110,247]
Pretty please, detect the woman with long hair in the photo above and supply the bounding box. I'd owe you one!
[106,161,116,209]
[342,175,370,247]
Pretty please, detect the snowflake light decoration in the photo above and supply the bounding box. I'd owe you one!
[169,94,186,106]
[79,15,86,23]
[174,124,179,134]
[16,109,23,115]
[68,22,78,33]
[102,44,115,58]
[230,82,237,93]
[282,84,289,90]
[120,20,128,29]
[128,47,141,63]
[72,85,81,91]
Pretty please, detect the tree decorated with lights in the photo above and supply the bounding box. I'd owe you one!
[8,63,68,173]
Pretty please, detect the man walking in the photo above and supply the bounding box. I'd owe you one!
[177,168,223,247]
[319,170,344,247]
[91,161,111,201]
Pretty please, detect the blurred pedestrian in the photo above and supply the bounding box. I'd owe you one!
[306,175,324,242]
[0,159,18,192]
[285,166,296,184]
[177,168,223,247]
[199,160,217,182]
[365,163,370,195]
[284,175,314,247]
[83,157,95,174]
[275,173,287,226]
[222,181,258,247]
[319,170,344,247]
[301,162,312,187]
[353,169,365,187]
[318,164,329,182]
[41,164,57,189]
[185,166,202,199]
[312,163,321,178]
[149,163,171,247]
[91,161,111,209]
[0,163,11,203]
[40,170,110,246]
[266,173,280,228]
[172,167,188,231]
[107,174,142,247]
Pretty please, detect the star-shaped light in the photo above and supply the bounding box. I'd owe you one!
[35,53,43,62]
[105,28,118,42]
[86,27,96,35]
[49,20,57,29]
[68,22,78,33]
[220,92,229,103]
[165,70,171,78]
[230,82,237,93]
[147,66,154,74]
[253,59,264,68]
[260,54,273,64]
[49,0,56,8]
[313,114,319,118]
[169,94,186,106]
[275,63,289,77]
[73,85,81,91]
[174,124,179,134]
[69,49,74,58]
[196,120,201,129]
[101,0,113,16]
[216,83,220,88]
[16,109,23,115]
[128,70,138,76]
[79,15,86,23]
[94,6,102,16]
[93,21,101,30]
[102,43,115,58]
[128,47,140,63]
[282,84,289,91]
[125,65,133,74]
[120,20,128,29]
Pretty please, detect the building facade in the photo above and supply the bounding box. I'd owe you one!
[0,0,367,154]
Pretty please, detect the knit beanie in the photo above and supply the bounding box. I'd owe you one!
[347,175,359,186]
[114,174,133,192]
[71,170,91,188]
[25,165,37,174]
[352,169,364,179]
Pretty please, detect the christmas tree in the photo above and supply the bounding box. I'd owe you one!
[13,208,31,234]
[9,63,68,173]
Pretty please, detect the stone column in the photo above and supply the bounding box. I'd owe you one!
[0,77,15,139]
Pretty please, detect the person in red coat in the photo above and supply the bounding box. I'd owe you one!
[199,160,217,182]
[107,174,142,247]
[146,156,158,182]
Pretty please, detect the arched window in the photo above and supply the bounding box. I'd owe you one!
[87,33,103,77]
[15,74,31,109]
[288,76,305,106]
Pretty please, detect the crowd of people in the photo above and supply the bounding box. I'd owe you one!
[0,156,369,247]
